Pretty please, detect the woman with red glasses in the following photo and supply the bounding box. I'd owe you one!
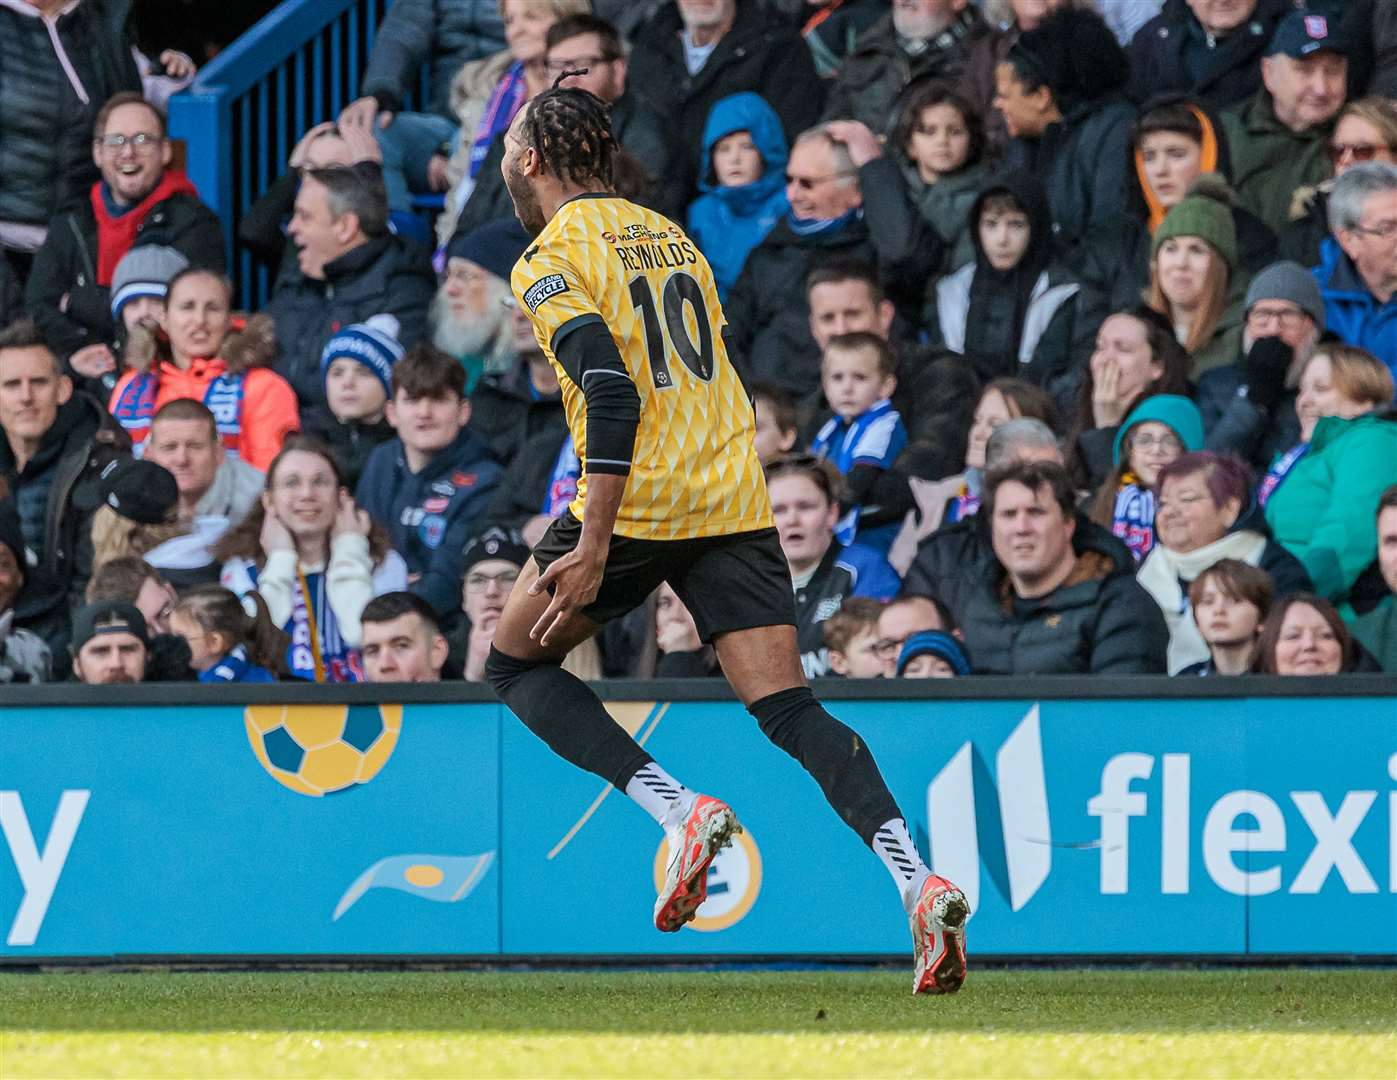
[1280,97,1397,266]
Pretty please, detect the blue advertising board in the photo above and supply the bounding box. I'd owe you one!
[1,687,1393,960]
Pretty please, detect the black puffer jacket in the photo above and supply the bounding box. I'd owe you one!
[0,0,141,226]
[360,0,505,118]
[25,185,225,367]
[957,521,1169,674]
[627,0,825,213]
[1125,0,1291,110]
[1069,94,1278,343]
[724,157,942,396]
[0,393,131,656]
[1002,93,1137,254]
[265,235,435,408]
[821,6,988,133]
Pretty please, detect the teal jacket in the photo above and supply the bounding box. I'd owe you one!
[1348,596,1397,674]
[1264,412,1397,601]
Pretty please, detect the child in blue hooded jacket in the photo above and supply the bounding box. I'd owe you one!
[687,92,789,301]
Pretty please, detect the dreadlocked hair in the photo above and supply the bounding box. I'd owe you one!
[523,84,617,188]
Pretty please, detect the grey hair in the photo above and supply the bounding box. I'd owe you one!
[985,418,1062,470]
[305,163,390,239]
[1328,161,1397,235]
[793,126,859,189]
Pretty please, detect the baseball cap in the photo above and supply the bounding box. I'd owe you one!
[91,457,180,524]
[1266,10,1344,59]
[71,601,149,654]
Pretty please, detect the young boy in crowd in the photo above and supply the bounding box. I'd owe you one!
[810,331,910,553]
[356,345,502,623]
[821,596,885,678]
[1180,559,1274,676]
[301,315,402,490]
[751,380,799,465]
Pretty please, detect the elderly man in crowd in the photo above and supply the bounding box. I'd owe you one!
[1222,9,1349,233]
[958,460,1169,674]
[433,218,529,392]
[1315,162,1397,375]
[1198,261,1327,468]
[726,123,939,396]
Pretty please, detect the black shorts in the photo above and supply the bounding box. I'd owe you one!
[531,511,796,643]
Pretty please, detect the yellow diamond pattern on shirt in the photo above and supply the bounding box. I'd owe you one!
[512,195,773,541]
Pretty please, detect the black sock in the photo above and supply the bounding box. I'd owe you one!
[486,646,653,788]
[748,686,901,846]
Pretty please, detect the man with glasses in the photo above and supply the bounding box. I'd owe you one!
[458,527,528,682]
[726,124,939,395]
[1198,260,1327,469]
[24,92,223,387]
[1316,161,1397,376]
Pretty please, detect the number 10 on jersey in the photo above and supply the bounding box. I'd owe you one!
[628,272,716,389]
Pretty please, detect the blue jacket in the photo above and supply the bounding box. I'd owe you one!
[356,427,502,617]
[1314,237,1397,384]
[687,93,789,300]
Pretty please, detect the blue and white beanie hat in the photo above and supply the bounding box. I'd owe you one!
[320,314,405,398]
[109,245,189,319]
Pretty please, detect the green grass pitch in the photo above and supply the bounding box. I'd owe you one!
[2,968,1394,1078]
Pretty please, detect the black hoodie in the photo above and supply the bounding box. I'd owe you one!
[929,170,1083,391]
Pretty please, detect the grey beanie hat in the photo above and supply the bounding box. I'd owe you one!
[1243,260,1326,333]
[109,245,190,319]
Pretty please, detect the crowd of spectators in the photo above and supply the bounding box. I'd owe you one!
[0,0,1394,687]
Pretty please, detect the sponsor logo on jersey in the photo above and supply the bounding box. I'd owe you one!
[523,274,568,313]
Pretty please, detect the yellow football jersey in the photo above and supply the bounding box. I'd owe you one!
[511,194,773,541]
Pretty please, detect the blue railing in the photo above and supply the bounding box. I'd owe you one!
[168,0,426,308]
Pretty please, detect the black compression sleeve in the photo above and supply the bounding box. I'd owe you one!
[554,318,641,476]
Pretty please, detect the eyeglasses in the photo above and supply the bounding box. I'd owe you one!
[1327,142,1389,166]
[1349,220,1397,240]
[1246,304,1310,328]
[465,569,520,593]
[1132,433,1183,453]
[544,56,614,74]
[95,132,163,152]
[785,171,855,191]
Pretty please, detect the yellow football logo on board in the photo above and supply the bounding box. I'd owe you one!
[245,704,402,796]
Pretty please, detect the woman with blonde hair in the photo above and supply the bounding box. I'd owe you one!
[1281,96,1397,266]
[1262,345,1397,605]
[1146,174,1247,377]
[88,458,188,570]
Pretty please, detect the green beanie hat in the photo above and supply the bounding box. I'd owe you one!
[1152,173,1238,271]
[1113,394,1205,465]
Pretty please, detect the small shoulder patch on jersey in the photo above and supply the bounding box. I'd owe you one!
[523,245,539,263]
[523,273,568,313]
